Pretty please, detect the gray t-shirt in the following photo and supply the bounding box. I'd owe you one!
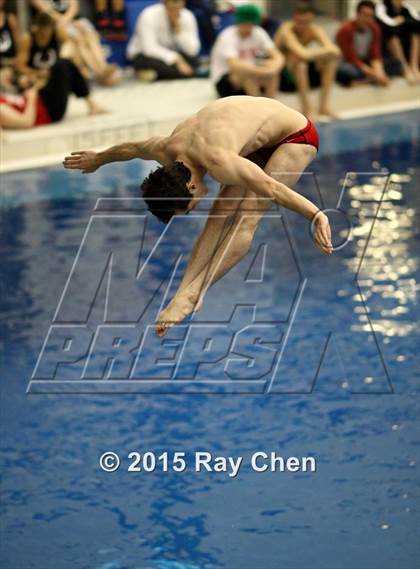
[354,27,373,60]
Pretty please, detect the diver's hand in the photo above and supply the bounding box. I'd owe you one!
[312,211,333,255]
[63,150,99,174]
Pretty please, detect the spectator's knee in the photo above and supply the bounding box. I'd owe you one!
[294,60,309,72]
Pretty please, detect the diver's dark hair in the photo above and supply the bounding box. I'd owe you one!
[141,161,193,224]
[356,0,375,12]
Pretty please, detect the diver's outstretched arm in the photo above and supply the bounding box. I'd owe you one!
[63,137,166,173]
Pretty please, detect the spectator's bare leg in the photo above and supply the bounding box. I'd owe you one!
[230,67,279,98]
[388,36,415,84]
[289,58,314,119]
[111,0,125,29]
[318,56,338,118]
[74,24,121,85]
[95,0,111,29]
[259,74,279,98]
[111,0,124,10]
[80,29,108,74]
[85,96,108,115]
[84,29,121,83]
[409,34,420,81]
[230,72,261,96]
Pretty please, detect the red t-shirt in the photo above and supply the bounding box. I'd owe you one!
[0,93,51,126]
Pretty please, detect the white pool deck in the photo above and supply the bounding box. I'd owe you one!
[1,76,419,173]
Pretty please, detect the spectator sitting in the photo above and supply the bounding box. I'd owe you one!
[375,0,420,83]
[17,12,67,78]
[230,0,280,38]
[31,0,79,27]
[274,4,340,120]
[31,0,122,85]
[0,0,20,69]
[0,58,105,130]
[210,4,284,98]
[126,0,201,81]
[336,0,402,87]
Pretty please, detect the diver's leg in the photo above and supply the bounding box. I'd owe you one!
[156,143,316,335]
[160,155,270,295]
[185,144,316,296]
[156,185,268,336]
[175,185,246,289]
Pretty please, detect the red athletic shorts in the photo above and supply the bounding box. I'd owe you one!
[280,118,319,151]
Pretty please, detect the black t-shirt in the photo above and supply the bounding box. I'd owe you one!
[383,0,419,20]
[0,16,15,59]
[47,0,70,14]
[28,29,59,69]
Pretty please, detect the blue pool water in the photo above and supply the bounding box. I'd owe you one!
[0,111,419,569]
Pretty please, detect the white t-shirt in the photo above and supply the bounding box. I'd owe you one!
[210,25,274,84]
[126,3,200,64]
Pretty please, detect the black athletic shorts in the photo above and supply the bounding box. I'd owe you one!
[280,62,321,92]
[215,74,246,98]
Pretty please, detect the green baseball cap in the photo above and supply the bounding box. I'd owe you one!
[235,4,262,25]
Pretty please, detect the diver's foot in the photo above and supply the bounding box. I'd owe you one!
[156,291,203,337]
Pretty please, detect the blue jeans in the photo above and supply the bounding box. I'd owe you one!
[336,59,402,86]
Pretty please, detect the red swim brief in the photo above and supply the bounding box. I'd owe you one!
[280,118,319,151]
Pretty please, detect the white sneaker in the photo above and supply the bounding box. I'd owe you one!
[136,69,158,82]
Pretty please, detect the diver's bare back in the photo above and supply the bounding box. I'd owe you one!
[166,96,308,164]
[63,95,333,254]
